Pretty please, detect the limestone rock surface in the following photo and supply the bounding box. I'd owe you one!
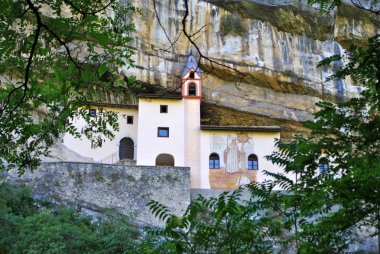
[122,0,379,126]
[49,0,380,158]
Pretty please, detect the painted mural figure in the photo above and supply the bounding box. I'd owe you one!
[224,136,240,174]
[237,176,250,186]
[239,143,247,174]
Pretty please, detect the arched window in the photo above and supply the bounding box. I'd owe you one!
[156,154,175,166]
[189,71,195,79]
[119,137,134,160]
[209,153,220,169]
[318,158,329,173]
[248,154,258,170]
[188,83,196,96]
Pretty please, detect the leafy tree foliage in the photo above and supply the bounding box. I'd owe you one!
[264,1,380,252]
[146,188,287,254]
[0,183,141,253]
[308,0,379,14]
[265,35,380,252]
[147,28,380,254]
[0,0,136,173]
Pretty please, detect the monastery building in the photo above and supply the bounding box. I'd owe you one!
[63,53,284,189]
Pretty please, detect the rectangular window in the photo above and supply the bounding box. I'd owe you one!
[89,109,96,117]
[209,160,220,169]
[160,105,168,113]
[127,115,133,124]
[248,161,258,170]
[157,127,169,137]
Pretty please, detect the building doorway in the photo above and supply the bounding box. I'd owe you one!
[119,137,134,160]
[155,154,175,166]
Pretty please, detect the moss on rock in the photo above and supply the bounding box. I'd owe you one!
[338,2,380,26]
[206,0,379,49]
[220,13,248,36]
[201,63,319,97]
[205,0,334,41]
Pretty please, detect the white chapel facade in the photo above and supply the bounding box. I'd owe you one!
[63,53,283,189]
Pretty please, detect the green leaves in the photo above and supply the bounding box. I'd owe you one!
[0,183,141,254]
[264,34,380,252]
[147,188,285,254]
[307,0,341,12]
[98,64,108,77]
[307,0,379,13]
[0,0,137,173]
[148,200,173,222]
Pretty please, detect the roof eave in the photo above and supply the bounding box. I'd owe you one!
[85,102,138,109]
[200,125,282,132]
[138,94,183,100]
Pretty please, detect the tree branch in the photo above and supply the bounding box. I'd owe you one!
[40,24,81,70]
[351,0,380,14]
[1,0,42,117]
[188,24,206,38]
[181,0,246,87]
[153,0,173,47]
[63,0,115,16]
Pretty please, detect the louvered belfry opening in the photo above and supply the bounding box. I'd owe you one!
[119,137,134,160]
[188,83,196,96]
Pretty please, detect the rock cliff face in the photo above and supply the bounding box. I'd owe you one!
[121,0,379,136]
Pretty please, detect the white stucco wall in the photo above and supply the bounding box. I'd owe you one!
[136,98,185,166]
[200,130,283,189]
[63,107,139,163]
[62,101,288,190]
[184,99,201,188]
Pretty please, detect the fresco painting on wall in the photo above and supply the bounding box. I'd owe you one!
[209,132,257,189]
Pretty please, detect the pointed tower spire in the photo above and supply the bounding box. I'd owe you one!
[181,51,202,78]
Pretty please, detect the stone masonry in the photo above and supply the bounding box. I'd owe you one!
[3,162,190,227]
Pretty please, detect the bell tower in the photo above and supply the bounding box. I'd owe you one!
[181,52,202,98]
[182,51,202,188]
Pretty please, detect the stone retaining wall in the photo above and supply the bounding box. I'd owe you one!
[3,162,190,226]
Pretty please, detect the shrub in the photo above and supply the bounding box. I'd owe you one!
[0,183,141,254]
